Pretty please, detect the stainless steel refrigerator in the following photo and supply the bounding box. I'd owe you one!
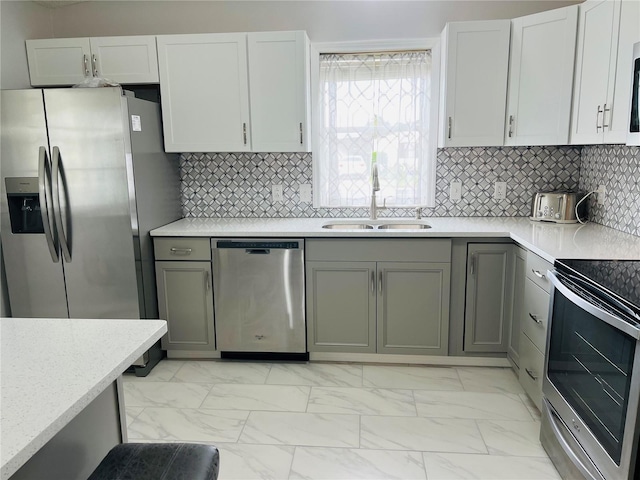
[0,87,181,375]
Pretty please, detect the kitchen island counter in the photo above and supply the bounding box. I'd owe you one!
[150,217,640,262]
[0,318,167,480]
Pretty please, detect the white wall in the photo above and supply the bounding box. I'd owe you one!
[0,0,52,89]
[47,0,581,41]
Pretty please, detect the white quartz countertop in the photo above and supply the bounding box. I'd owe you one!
[0,318,167,480]
[151,217,640,263]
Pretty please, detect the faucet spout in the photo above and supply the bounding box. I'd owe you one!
[372,163,380,192]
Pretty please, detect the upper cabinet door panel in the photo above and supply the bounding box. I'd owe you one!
[570,0,618,145]
[248,31,310,152]
[89,36,159,84]
[26,38,92,86]
[442,20,511,147]
[157,33,251,153]
[506,6,578,146]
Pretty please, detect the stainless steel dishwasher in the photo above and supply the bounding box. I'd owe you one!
[212,238,307,359]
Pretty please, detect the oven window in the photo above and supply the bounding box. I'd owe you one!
[547,289,635,464]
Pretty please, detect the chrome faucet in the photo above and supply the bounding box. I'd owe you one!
[370,164,387,220]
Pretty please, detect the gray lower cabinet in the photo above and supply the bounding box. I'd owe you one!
[508,246,527,367]
[464,243,514,353]
[155,260,215,351]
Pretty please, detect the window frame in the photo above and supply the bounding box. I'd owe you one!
[311,38,441,209]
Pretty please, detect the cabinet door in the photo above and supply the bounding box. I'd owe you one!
[603,0,640,143]
[440,20,510,147]
[464,244,513,353]
[89,36,159,84]
[26,38,92,86]
[155,261,215,351]
[570,0,618,144]
[506,6,578,146]
[377,262,450,356]
[306,261,376,353]
[248,31,311,152]
[508,247,527,367]
[157,33,251,152]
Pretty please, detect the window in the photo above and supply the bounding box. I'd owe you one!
[315,50,435,208]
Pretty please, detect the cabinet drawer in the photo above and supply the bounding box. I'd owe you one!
[522,279,550,352]
[519,332,544,411]
[526,251,553,292]
[306,239,451,263]
[154,237,211,261]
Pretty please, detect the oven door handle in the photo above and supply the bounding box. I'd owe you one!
[548,270,640,340]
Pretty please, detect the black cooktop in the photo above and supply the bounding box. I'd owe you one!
[555,259,640,312]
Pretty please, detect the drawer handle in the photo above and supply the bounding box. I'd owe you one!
[525,368,538,381]
[528,313,543,325]
[170,247,192,256]
[531,269,546,280]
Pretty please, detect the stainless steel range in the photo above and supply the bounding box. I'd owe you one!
[541,259,640,480]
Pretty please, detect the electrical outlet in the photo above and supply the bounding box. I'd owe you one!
[299,184,312,203]
[596,185,606,206]
[494,181,507,200]
[272,184,283,203]
[450,181,462,202]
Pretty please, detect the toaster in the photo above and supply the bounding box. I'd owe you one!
[530,192,584,223]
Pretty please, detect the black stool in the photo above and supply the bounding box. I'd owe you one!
[88,443,220,480]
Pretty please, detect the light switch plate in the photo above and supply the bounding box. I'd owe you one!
[494,182,507,200]
[450,181,462,202]
[272,184,283,203]
[299,184,312,203]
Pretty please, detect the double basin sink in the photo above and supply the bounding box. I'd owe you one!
[322,220,431,230]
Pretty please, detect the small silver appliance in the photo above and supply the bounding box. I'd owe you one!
[530,192,583,223]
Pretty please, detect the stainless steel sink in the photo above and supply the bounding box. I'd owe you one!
[376,223,432,229]
[322,223,375,229]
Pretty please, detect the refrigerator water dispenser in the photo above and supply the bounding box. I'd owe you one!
[5,177,44,234]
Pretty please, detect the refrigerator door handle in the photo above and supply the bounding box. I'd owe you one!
[51,146,72,262]
[38,146,60,263]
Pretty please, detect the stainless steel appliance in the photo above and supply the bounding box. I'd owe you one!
[628,41,640,146]
[212,239,307,359]
[541,259,640,480]
[1,87,181,375]
[530,191,583,223]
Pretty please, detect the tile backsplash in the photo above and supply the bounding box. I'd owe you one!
[579,145,640,237]
[180,146,582,219]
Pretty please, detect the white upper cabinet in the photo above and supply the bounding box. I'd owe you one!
[439,20,511,147]
[505,6,578,146]
[570,0,639,144]
[157,33,251,153]
[248,31,311,152]
[26,36,159,86]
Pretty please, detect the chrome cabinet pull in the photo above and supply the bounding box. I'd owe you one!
[243,123,247,145]
[531,269,546,280]
[83,54,89,76]
[170,247,192,256]
[470,253,476,275]
[448,117,452,139]
[378,271,383,293]
[596,105,603,132]
[525,368,538,381]
[528,313,543,325]
[204,271,211,291]
[91,54,98,77]
[508,115,514,137]
[38,147,59,263]
[370,271,375,294]
[299,123,303,144]
[603,103,610,128]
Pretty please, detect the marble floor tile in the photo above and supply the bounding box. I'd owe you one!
[360,416,487,453]
[414,391,531,420]
[289,447,427,480]
[266,363,363,387]
[477,420,547,457]
[363,365,463,391]
[127,407,248,443]
[456,367,524,394]
[423,452,561,479]
[122,360,184,382]
[239,411,360,448]
[123,381,211,408]
[172,360,272,384]
[519,393,542,421]
[125,406,144,426]
[201,384,310,412]
[307,387,417,416]
[212,443,295,480]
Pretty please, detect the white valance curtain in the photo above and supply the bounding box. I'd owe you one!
[315,50,434,208]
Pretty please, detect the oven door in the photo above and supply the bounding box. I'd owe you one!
[543,270,640,480]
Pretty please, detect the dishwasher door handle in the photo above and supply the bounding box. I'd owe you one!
[245,249,270,254]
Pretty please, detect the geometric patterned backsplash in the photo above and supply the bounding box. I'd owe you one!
[180,146,582,219]
[579,145,640,237]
